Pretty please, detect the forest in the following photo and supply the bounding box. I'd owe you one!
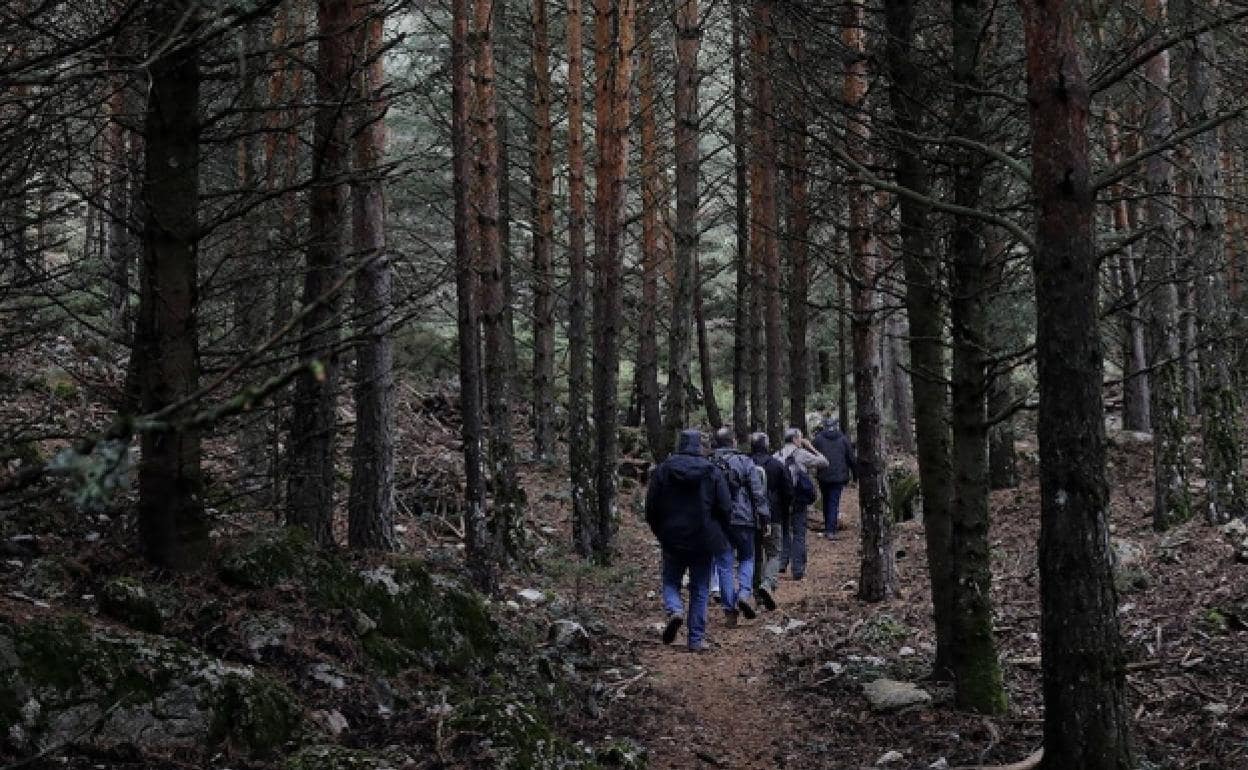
[1,0,1247,768]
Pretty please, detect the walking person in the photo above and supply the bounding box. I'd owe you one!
[710,428,769,625]
[645,429,733,652]
[774,427,828,580]
[812,417,856,538]
[750,432,791,610]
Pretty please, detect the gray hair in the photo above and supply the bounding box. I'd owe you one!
[783,427,801,444]
[713,427,735,448]
[750,432,770,454]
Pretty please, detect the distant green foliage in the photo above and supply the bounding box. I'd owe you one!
[48,438,133,512]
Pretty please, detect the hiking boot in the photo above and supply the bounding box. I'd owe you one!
[723,610,740,628]
[757,586,777,611]
[662,613,683,644]
[737,597,757,620]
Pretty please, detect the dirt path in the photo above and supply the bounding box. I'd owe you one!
[617,486,863,769]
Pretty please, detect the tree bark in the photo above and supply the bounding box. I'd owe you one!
[844,0,895,603]
[636,22,666,459]
[1141,0,1191,531]
[529,0,557,463]
[946,0,1005,713]
[136,0,208,569]
[474,0,527,564]
[665,0,700,443]
[694,256,721,428]
[885,312,915,454]
[730,0,750,444]
[1179,0,1248,523]
[567,0,594,557]
[106,79,131,339]
[1019,2,1133,766]
[785,31,810,432]
[988,369,1019,489]
[348,0,397,551]
[286,0,352,547]
[750,0,782,444]
[452,0,494,592]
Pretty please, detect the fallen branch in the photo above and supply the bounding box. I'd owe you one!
[951,747,1043,770]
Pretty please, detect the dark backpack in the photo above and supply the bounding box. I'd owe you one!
[786,454,818,507]
[713,452,760,524]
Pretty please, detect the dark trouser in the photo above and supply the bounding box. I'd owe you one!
[820,481,845,534]
[779,505,808,578]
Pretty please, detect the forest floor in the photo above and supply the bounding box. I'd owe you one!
[2,349,1247,769]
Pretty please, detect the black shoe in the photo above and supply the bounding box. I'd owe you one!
[724,610,740,628]
[792,573,805,581]
[662,613,683,644]
[738,597,757,620]
[757,586,777,611]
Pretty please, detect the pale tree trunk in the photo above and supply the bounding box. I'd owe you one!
[286,0,353,547]
[452,0,494,592]
[844,0,895,602]
[946,0,1004,712]
[136,0,207,569]
[106,79,131,338]
[348,0,397,551]
[589,0,634,559]
[730,0,750,444]
[1103,109,1151,431]
[751,0,782,444]
[785,31,810,432]
[529,0,557,463]
[1179,0,1248,523]
[694,256,722,428]
[567,0,594,557]
[665,0,699,442]
[1020,1,1133,766]
[474,0,527,564]
[885,311,915,454]
[1141,0,1191,531]
[636,22,666,459]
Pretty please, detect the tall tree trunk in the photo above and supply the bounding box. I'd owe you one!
[883,0,955,666]
[1141,0,1190,531]
[530,0,557,463]
[665,0,700,442]
[1103,109,1151,431]
[286,0,352,547]
[844,0,895,602]
[785,32,810,432]
[1020,2,1133,766]
[567,0,594,557]
[988,369,1018,490]
[106,79,131,338]
[494,0,519,392]
[694,256,722,428]
[836,272,850,430]
[885,311,915,453]
[730,0,750,444]
[452,0,494,591]
[136,0,207,569]
[590,0,634,559]
[946,0,1005,713]
[636,22,666,459]
[750,0,782,443]
[1180,0,1248,523]
[475,0,527,564]
[348,0,397,550]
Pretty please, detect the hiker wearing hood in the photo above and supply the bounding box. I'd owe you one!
[710,427,769,625]
[750,432,790,610]
[645,429,732,652]
[812,417,856,538]
[775,427,828,580]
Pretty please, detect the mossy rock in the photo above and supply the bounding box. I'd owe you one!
[450,695,568,768]
[595,737,648,769]
[284,744,414,770]
[99,577,164,633]
[219,527,319,588]
[0,613,301,760]
[18,557,76,601]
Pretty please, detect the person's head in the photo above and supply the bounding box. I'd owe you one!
[677,429,703,455]
[713,427,735,449]
[750,432,770,454]
[783,427,802,445]
[823,416,839,433]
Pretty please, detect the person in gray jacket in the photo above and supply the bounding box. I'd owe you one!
[775,427,828,580]
[710,427,769,624]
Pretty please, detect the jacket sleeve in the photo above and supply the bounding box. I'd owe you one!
[712,472,733,525]
[845,439,858,480]
[749,464,769,522]
[644,470,663,536]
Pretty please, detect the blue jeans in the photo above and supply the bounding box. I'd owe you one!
[780,505,808,578]
[661,549,714,648]
[820,481,845,533]
[715,525,755,611]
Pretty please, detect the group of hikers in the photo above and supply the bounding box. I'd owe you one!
[644,418,857,652]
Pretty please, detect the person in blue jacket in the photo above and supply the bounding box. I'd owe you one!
[645,429,732,652]
[812,417,856,538]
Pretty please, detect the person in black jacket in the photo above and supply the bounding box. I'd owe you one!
[812,417,856,538]
[750,432,791,611]
[645,429,732,652]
